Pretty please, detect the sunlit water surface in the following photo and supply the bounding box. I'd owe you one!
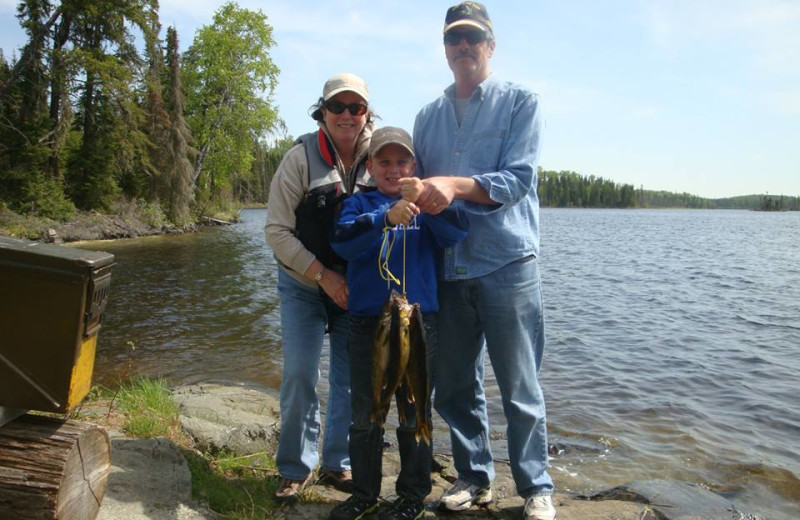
[77,208,800,519]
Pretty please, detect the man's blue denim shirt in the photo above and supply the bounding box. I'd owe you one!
[413,75,543,281]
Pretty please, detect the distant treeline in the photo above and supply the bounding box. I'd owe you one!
[538,170,800,211]
[538,170,637,208]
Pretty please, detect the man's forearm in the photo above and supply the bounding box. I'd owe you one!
[417,175,495,214]
[449,176,493,204]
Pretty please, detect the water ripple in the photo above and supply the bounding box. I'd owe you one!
[76,208,800,519]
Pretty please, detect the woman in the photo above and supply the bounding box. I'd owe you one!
[265,73,374,500]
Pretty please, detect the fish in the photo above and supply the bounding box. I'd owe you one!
[405,303,432,444]
[369,291,432,444]
[370,297,394,423]
[371,290,412,427]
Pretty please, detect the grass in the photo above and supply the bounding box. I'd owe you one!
[114,376,181,438]
[76,376,304,520]
[186,450,282,519]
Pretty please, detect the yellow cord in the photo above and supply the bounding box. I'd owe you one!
[378,207,408,294]
[402,224,407,294]
[379,223,401,287]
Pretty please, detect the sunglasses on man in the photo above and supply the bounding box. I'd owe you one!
[324,100,368,116]
[443,29,488,46]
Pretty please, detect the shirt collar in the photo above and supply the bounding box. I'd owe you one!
[444,73,495,101]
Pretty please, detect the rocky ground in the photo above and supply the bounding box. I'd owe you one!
[0,204,236,243]
[85,383,761,520]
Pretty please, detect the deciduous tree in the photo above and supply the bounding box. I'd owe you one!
[182,1,279,213]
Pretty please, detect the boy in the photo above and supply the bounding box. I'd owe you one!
[329,127,467,520]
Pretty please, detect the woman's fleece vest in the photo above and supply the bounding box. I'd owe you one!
[293,129,368,273]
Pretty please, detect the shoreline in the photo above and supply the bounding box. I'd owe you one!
[0,203,243,244]
[76,381,765,520]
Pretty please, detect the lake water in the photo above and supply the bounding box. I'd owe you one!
[77,208,800,519]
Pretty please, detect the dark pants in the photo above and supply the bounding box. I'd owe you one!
[347,312,437,501]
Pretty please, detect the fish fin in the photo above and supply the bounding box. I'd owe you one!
[395,383,407,425]
[404,371,416,403]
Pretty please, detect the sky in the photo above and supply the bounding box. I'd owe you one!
[1,0,798,198]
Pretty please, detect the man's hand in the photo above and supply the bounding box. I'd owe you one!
[387,199,420,226]
[417,176,493,213]
[399,177,424,202]
[416,177,457,214]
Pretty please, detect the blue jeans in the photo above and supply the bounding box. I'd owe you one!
[275,268,351,479]
[347,313,437,501]
[434,256,554,498]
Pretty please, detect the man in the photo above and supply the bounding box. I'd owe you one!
[404,2,556,519]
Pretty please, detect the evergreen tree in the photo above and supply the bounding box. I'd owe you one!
[140,11,170,203]
[64,0,158,210]
[162,26,196,225]
[241,132,292,203]
[0,0,75,219]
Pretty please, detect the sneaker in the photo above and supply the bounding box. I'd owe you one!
[329,495,379,520]
[523,494,556,520]
[378,496,425,520]
[319,468,355,493]
[438,479,492,511]
[275,473,312,501]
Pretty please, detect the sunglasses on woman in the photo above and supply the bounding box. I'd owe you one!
[443,29,488,46]
[324,100,368,116]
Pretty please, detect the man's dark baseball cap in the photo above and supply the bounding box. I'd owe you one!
[443,2,494,37]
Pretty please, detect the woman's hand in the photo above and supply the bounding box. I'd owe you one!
[306,260,348,310]
[320,269,349,310]
[387,200,420,227]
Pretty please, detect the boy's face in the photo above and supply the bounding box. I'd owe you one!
[367,144,416,197]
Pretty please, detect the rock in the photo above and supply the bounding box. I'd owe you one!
[43,228,62,244]
[172,382,281,455]
[94,382,674,520]
[97,431,215,520]
[588,479,763,520]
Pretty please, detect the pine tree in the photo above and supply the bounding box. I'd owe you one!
[65,0,157,210]
[0,0,75,219]
[162,26,196,225]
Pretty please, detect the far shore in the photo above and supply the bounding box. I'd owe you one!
[0,204,244,244]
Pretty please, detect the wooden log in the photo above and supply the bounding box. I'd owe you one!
[200,215,233,225]
[0,414,110,520]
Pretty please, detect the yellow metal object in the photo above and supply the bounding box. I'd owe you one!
[67,335,98,410]
[0,236,113,414]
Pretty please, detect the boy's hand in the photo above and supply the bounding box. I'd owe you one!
[399,177,424,202]
[387,200,420,227]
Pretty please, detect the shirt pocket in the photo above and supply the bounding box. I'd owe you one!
[469,128,507,172]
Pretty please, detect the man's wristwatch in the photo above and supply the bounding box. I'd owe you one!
[314,267,325,283]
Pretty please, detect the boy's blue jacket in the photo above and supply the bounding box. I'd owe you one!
[331,190,468,317]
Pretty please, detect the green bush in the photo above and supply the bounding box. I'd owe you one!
[10,172,76,221]
[138,199,168,228]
